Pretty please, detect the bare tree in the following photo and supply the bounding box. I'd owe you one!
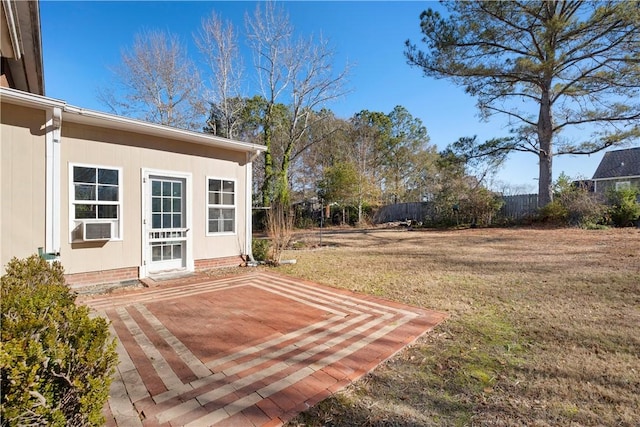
[246,1,350,206]
[349,110,390,216]
[195,11,245,139]
[99,30,204,130]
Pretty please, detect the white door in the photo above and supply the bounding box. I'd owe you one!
[146,175,188,274]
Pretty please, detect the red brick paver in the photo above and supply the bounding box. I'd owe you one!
[81,271,446,427]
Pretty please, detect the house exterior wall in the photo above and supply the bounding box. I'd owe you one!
[1,97,255,285]
[59,121,249,276]
[0,102,47,269]
[594,177,640,195]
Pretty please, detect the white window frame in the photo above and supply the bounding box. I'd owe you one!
[206,177,237,236]
[69,163,123,242]
[615,181,631,190]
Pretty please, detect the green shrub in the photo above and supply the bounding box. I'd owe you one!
[539,173,607,227]
[252,238,271,262]
[607,186,640,227]
[539,200,569,224]
[1,255,118,426]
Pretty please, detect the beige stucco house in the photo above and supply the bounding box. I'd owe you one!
[1,0,262,288]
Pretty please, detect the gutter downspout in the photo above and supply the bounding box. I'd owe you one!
[44,107,62,259]
[245,149,262,264]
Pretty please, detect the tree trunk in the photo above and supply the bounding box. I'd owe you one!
[261,105,274,207]
[262,148,273,206]
[394,164,400,204]
[277,142,293,205]
[275,169,289,205]
[537,87,554,208]
[538,148,553,208]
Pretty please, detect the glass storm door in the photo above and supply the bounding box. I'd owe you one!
[147,176,187,273]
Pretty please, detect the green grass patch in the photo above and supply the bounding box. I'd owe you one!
[422,308,525,398]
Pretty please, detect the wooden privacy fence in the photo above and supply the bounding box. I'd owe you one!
[498,194,539,219]
[373,194,539,224]
[373,202,431,224]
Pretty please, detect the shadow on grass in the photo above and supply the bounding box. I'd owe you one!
[288,307,523,427]
[291,387,473,427]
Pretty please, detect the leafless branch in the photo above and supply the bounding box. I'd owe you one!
[99,30,204,130]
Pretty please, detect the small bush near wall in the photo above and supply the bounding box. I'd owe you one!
[1,255,118,426]
[252,238,271,262]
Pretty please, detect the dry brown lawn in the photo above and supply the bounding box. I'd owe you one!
[272,227,640,426]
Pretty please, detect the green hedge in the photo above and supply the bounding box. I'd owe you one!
[1,255,118,426]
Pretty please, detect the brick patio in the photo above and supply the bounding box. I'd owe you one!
[80,271,447,427]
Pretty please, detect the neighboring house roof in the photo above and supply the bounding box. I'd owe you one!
[0,0,44,95]
[1,87,264,154]
[592,147,640,180]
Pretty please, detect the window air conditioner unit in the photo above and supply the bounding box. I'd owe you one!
[83,221,112,241]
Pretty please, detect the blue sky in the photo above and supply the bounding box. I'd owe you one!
[39,0,624,192]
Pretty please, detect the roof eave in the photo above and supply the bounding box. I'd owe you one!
[1,0,45,95]
[0,87,264,154]
[62,106,264,153]
[592,175,640,182]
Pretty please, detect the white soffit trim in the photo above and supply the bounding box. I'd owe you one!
[592,175,640,182]
[0,87,264,154]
